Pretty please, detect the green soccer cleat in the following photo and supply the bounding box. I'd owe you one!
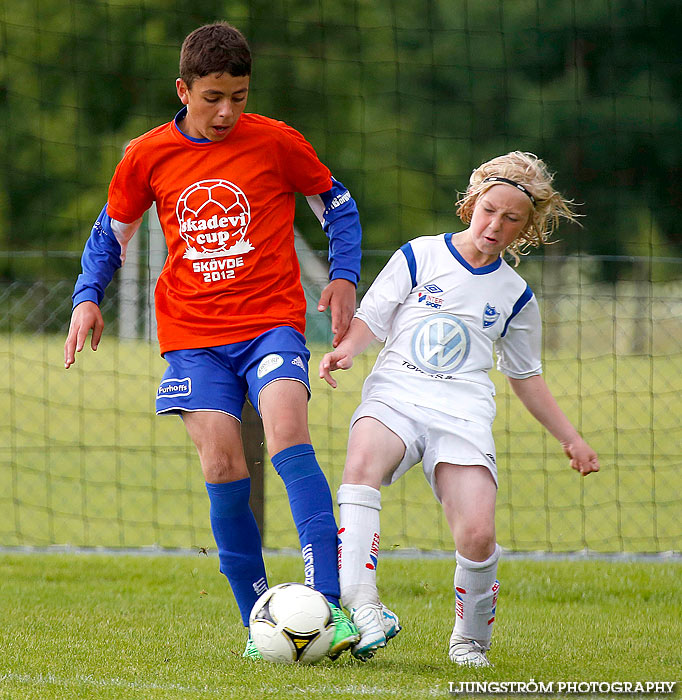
[243,634,263,660]
[327,603,360,660]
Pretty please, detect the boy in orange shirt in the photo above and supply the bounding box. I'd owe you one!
[64,22,361,659]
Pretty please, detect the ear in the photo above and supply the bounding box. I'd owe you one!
[176,78,190,106]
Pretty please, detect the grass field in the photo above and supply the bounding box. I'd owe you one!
[0,552,679,700]
[1,333,681,553]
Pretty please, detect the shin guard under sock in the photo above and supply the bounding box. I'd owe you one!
[206,478,268,626]
[272,444,340,606]
[337,483,382,609]
[453,544,501,649]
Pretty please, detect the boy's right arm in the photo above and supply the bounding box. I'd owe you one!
[319,318,377,389]
[64,204,142,369]
[64,301,104,369]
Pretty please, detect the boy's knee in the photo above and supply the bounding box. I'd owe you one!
[263,407,311,455]
[342,452,386,488]
[265,423,310,455]
[202,455,249,483]
[455,524,496,562]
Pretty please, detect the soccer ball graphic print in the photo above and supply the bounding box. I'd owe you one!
[249,583,335,664]
[176,179,254,260]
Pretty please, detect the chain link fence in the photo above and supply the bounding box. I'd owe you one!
[1,250,681,553]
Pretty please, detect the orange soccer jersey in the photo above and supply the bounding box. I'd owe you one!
[106,111,332,354]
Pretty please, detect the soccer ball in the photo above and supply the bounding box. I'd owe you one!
[249,583,335,664]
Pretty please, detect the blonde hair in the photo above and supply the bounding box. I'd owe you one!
[455,151,580,265]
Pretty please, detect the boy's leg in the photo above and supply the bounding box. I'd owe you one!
[338,417,405,606]
[339,417,406,659]
[337,483,382,607]
[259,379,359,656]
[260,380,339,602]
[338,482,402,659]
[182,411,268,628]
[436,463,499,666]
[450,547,500,665]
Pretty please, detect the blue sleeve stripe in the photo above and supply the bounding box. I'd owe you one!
[501,284,533,337]
[400,242,418,289]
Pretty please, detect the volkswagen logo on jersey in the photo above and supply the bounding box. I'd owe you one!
[482,303,500,328]
[176,179,254,260]
[412,313,470,373]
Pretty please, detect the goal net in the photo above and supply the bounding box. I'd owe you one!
[1,0,680,553]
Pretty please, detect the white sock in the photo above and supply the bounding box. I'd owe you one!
[452,544,501,650]
[337,483,382,609]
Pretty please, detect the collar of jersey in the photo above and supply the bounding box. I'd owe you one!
[445,232,502,275]
[173,107,230,145]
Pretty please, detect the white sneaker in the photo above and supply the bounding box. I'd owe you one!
[350,603,401,661]
[449,633,491,667]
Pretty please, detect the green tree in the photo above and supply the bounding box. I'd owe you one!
[1,0,680,286]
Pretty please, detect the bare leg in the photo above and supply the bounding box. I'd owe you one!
[181,410,247,483]
[435,463,499,665]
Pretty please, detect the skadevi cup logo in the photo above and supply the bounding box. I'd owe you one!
[176,179,254,260]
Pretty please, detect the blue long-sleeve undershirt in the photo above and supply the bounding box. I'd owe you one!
[71,204,122,309]
[317,177,362,287]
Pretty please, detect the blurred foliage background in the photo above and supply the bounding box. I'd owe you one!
[1,0,681,553]
[1,0,681,285]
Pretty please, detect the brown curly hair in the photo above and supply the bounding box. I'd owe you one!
[180,23,251,87]
[455,151,581,264]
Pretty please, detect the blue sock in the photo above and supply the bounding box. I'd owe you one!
[205,478,268,626]
[271,444,341,608]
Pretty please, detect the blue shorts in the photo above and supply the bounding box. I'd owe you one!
[155,326,311,420]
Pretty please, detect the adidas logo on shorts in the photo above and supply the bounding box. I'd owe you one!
[291,356,305,370]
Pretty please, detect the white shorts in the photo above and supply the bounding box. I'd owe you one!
[350,399,498,501]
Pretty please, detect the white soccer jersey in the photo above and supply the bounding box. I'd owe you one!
[355,232,543,427]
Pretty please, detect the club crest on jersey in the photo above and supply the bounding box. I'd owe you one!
[482,303,500,328]
[412,313,470,373]
[176,179,254,260]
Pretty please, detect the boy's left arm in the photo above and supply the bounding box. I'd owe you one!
[507,374,600,476]
[307,177,362,346]
[317,278,356,348]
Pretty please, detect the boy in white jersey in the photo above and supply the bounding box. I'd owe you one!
[319,152,600,665]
